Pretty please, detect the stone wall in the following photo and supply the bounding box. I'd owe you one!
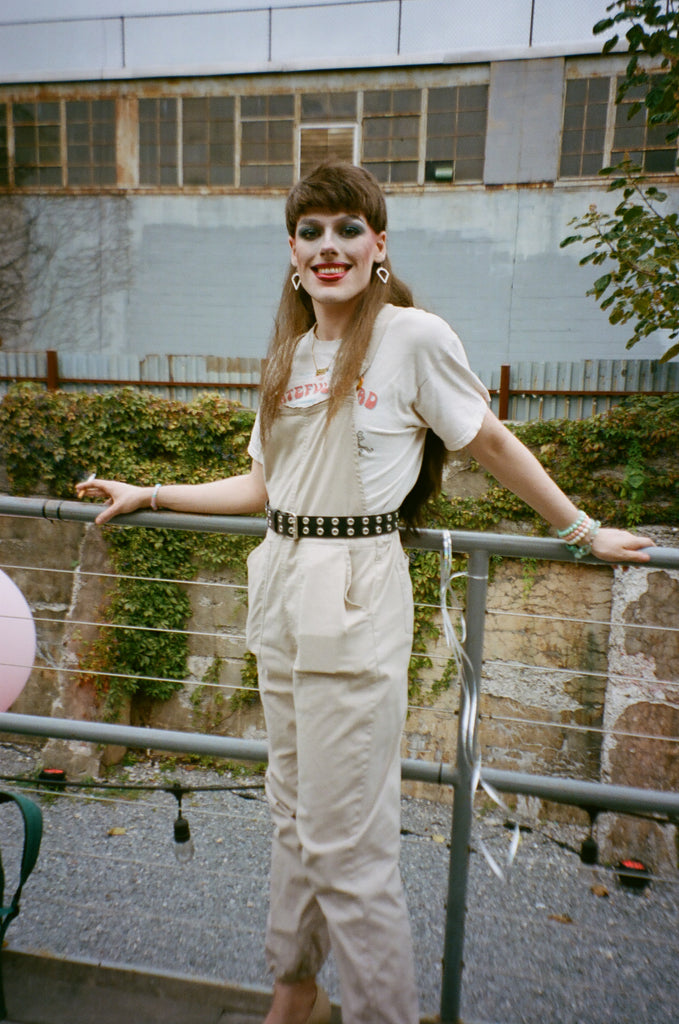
[1,508,677,871]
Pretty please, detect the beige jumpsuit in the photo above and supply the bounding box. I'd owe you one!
[246,315,420,1024]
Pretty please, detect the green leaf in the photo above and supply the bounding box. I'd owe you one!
[593,273,612,296]
[621,205,644,223]
[560,235,582,247]
[660,339,679,362]
[593,18,614,35]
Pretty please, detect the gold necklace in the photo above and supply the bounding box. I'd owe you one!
[311,326,329,376]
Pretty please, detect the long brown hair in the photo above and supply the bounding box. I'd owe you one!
[259,161,444,528]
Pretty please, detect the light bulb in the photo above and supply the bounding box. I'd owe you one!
[173,812,195,864]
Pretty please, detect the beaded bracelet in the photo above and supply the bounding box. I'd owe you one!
[566,517,601,559]
[150,483,161,511]
[556,511,587,541]
[557,510,602,558]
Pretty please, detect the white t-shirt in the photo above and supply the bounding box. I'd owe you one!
[248,305,490,513]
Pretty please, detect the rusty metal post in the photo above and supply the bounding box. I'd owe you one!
[498,364,510,420]
[46,351,59,391]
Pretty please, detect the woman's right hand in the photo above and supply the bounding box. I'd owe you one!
[75,478,151,525]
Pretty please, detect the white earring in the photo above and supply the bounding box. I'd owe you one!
[291,272,301,291]
[376,266,390,284]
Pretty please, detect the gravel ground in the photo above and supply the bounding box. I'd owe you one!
[1,740,678,1024]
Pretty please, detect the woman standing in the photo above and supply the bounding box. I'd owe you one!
[78,162,652,1024]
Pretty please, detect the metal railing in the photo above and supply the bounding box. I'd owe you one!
[1,494,678,1023]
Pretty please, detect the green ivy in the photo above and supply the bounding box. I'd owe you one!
[0,386,677,715]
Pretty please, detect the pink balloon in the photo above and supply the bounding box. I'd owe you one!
[0,569,36,712]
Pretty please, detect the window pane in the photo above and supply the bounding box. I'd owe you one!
[645,148,676,173]
[301,92,356,120]
[426,136,452,161]
[139,98,178,186]
[455,134,484,159]
[563,104,584,131]
[211,96,234,120]
[581,152,604,176]
[241,164,266,186]
[65,99,116,187]
[588,77,610,103]
[585,103,607,129]
[181,97,236,186]
[268,163,294,186]
[364,118,390,139]
[559,153,581,177]
[459,84,487,110]
[269,94,294,117]
[37,102,59,121]
[389,160,418,183]
[240,95,293,184]
[425,84,487,182]
[364,91,390,115]
[455,157,483,181]
[184,166,208,186]
[183,98,208,121]
[428,87,456,114]
[364,138,389,160]
[13,101,63,187]
[243,121,266,144]
[560,77,610,178]
[40,166,62,186]
[365,161,388,182]
[184,121,208,145]
[241,96,266,118]
[210,162,234,185]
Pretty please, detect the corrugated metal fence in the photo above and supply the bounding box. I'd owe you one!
[0,350,677,420]
[489,358,679,421]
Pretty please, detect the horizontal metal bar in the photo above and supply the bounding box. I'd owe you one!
[482,767,679,819]
[1,713,677,819]
[0,496,676,566]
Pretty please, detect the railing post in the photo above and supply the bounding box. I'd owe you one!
[46,350,59,391]
[440,547,490,1024]
[498,364,510,420]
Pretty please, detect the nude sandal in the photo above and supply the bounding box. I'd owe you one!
[306,985,331,1024]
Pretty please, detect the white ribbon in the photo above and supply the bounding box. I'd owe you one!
[440,531,520,882]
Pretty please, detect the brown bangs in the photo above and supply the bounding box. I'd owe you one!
[285,162,387,236]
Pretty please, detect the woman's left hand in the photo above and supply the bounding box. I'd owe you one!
[590,527,655,563]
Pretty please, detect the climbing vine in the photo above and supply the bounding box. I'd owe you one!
[0,386,677,713]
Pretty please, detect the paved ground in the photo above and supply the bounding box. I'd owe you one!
[1,740,678,1024]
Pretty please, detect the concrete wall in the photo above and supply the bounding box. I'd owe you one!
[8,182,674,382]
[0,0,615,83]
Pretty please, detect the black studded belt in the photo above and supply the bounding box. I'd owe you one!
[266,503,400,539]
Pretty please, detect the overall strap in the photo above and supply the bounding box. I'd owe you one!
[359,303,401,378]
[0,791,43,1019]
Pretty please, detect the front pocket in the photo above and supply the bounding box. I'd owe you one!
[294,543,376,676]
